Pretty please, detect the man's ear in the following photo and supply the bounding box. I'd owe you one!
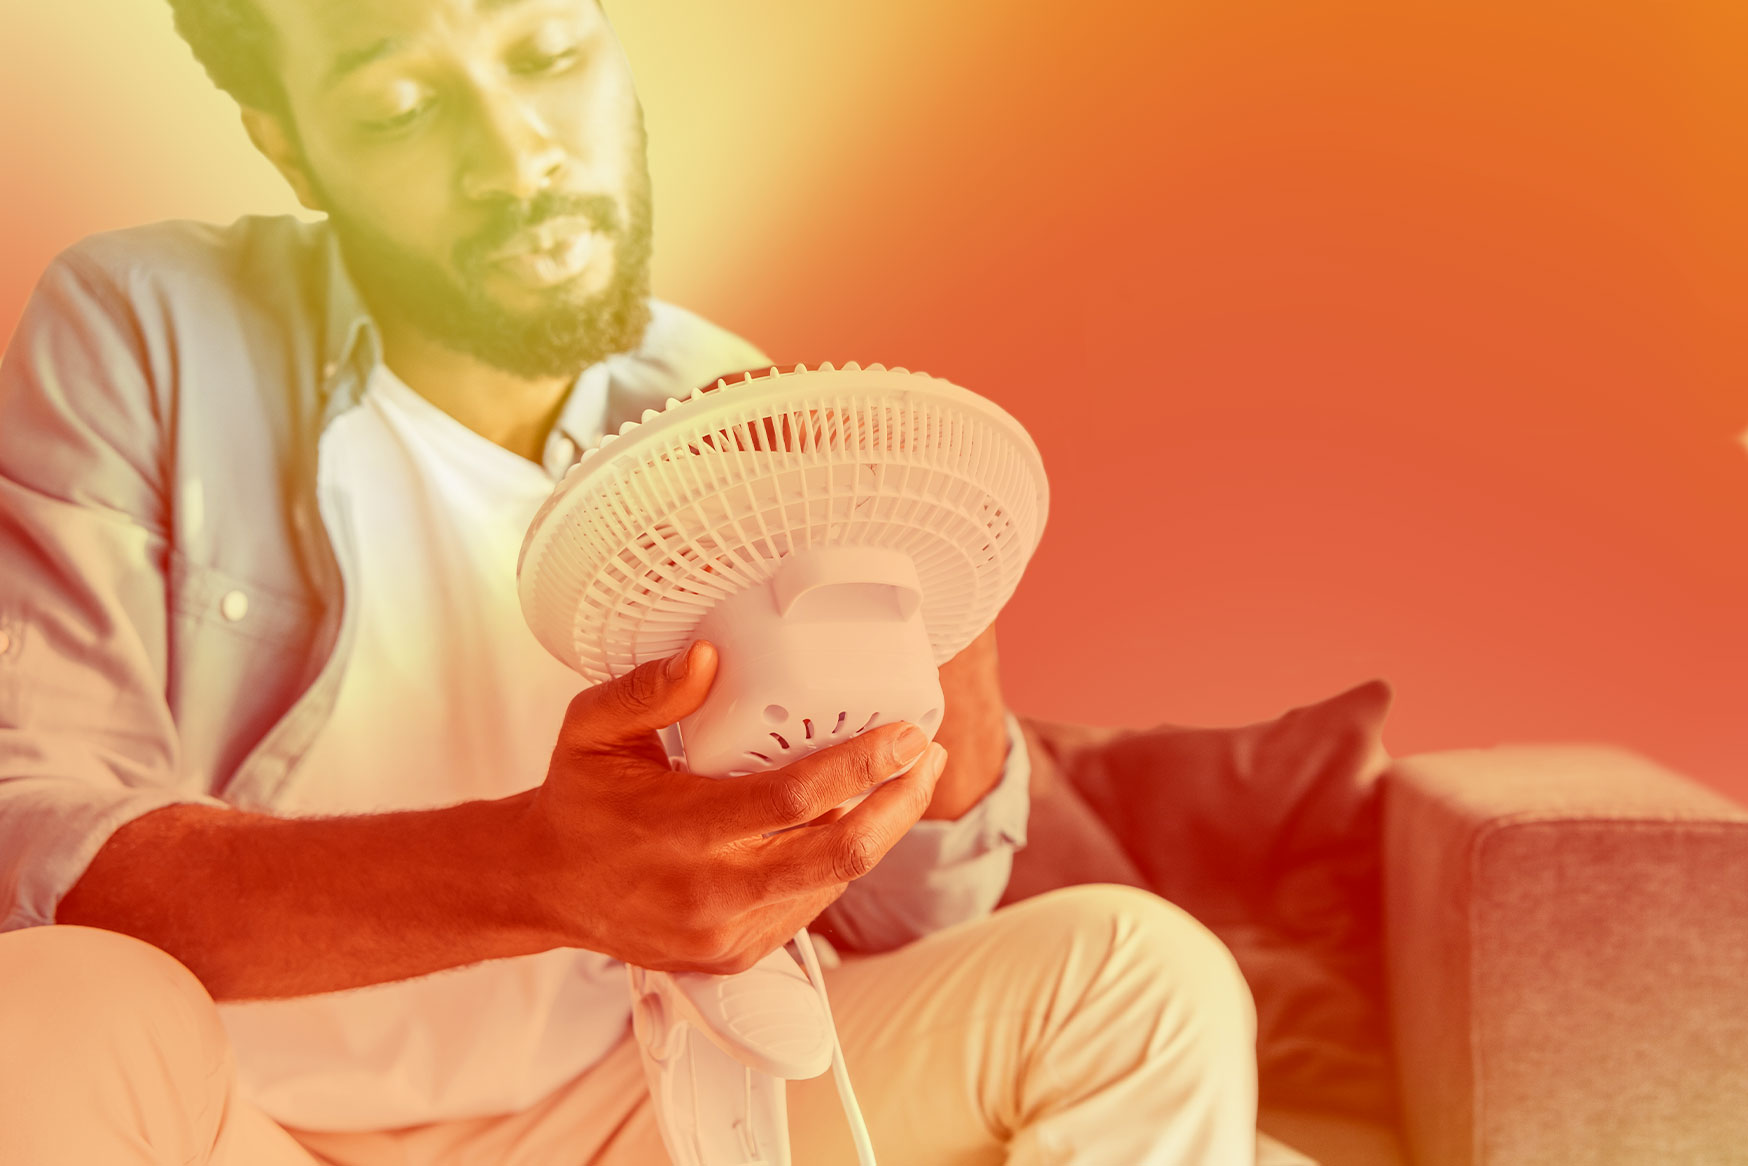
[241,107,325,213]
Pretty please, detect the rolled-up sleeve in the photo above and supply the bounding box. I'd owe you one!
[0,250,223,932]
[819,711,1031,953]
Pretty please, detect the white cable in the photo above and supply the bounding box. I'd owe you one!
[793,928,877,1166]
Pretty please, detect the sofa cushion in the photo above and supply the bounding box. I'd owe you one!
[1007,680,1397,1124]
[1383,748,1748,1166]
[1259,1106,1407,1166]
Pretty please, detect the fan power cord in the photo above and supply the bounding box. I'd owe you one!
[792,928,877,1166]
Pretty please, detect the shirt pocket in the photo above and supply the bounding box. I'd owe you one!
[169,554,317,647]
[167,552,322,786]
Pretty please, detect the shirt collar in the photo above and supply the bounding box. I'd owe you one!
[317,225,381,426]
[542,360,613,477]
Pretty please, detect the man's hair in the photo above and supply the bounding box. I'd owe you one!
[167,0,285,113]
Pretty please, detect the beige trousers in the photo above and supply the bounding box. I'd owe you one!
[0,886,1260,1165]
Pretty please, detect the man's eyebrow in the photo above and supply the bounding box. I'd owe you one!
[323,37,404,89]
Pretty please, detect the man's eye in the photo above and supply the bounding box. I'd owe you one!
[510,46,581,77]
[360,102,433,134]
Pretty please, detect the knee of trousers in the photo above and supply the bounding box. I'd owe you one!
[0,925,229,1075]
[1010,885,1257,1048]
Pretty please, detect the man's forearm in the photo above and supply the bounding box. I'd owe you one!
[55,795,566,1001]
[926,624,1009,820]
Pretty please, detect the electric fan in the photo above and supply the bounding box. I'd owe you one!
[518,363,1050,1166]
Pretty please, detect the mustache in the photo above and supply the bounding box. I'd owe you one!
[456,191,622,269]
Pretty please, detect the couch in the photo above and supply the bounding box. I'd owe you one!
[1006,683,1748,1165]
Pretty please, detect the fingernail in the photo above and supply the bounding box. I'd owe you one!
[892,724,929,764]
[666,643,693,681]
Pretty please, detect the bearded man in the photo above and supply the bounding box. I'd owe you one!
[0,1,1259,1162]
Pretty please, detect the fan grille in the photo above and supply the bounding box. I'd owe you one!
[519,366,1048,685]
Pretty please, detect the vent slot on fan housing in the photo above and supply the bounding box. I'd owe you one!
[725,703,946,777]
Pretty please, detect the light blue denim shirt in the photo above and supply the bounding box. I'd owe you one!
[0,215,1028,948]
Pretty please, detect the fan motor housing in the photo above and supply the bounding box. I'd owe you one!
[677,548,945,778]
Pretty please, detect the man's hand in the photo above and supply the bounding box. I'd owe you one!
[53,639,951,1000]
[525,640,949,975]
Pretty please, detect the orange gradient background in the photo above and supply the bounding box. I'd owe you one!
[3,2,1744,798]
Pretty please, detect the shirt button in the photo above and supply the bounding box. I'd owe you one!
[220,590,250,622]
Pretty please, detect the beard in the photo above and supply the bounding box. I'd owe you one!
[323,173,654,381]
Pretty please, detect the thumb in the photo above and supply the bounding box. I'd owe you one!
[564,640,718,748]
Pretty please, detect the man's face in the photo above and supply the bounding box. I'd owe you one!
[258,0,651,378]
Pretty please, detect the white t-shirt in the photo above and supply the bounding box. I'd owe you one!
[218,361,635,1130]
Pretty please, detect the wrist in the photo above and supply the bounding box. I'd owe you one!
[922,713,1009,820]
[929,623,1007,820]
[496,790,594,951]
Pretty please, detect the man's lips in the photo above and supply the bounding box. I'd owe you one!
[485,216,597,261]
[483,218,604,288]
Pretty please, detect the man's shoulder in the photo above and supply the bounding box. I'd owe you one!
[597,300,769,428]
[622,298,772,389]
[51,215,332,328]
[60,214,329,278]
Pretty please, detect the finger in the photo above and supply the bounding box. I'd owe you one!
[805,805,850,827]
[759,744,948,890]
[560,640,718,750]
[700,722,932,840]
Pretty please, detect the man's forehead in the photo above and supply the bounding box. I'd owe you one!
[293,0,541,34]
[263,0,570,65]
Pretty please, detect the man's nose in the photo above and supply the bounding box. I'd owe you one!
[458,86,566,203]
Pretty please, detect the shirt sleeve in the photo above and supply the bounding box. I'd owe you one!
[816,710,1031,953]
[0,249,224,932]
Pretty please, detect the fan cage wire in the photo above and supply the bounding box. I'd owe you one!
[544,400,1032,682]
[527,387,1042,685]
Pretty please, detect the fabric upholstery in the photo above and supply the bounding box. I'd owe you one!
[1382,746,1748,1166]
[1258,1107,1406,1166]
[1011,680,1399,1128]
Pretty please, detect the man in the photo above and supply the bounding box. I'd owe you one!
[0,0,1259,1161]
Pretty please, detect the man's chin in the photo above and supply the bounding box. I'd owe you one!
[433,294,653,382]
[476,273,607,322]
